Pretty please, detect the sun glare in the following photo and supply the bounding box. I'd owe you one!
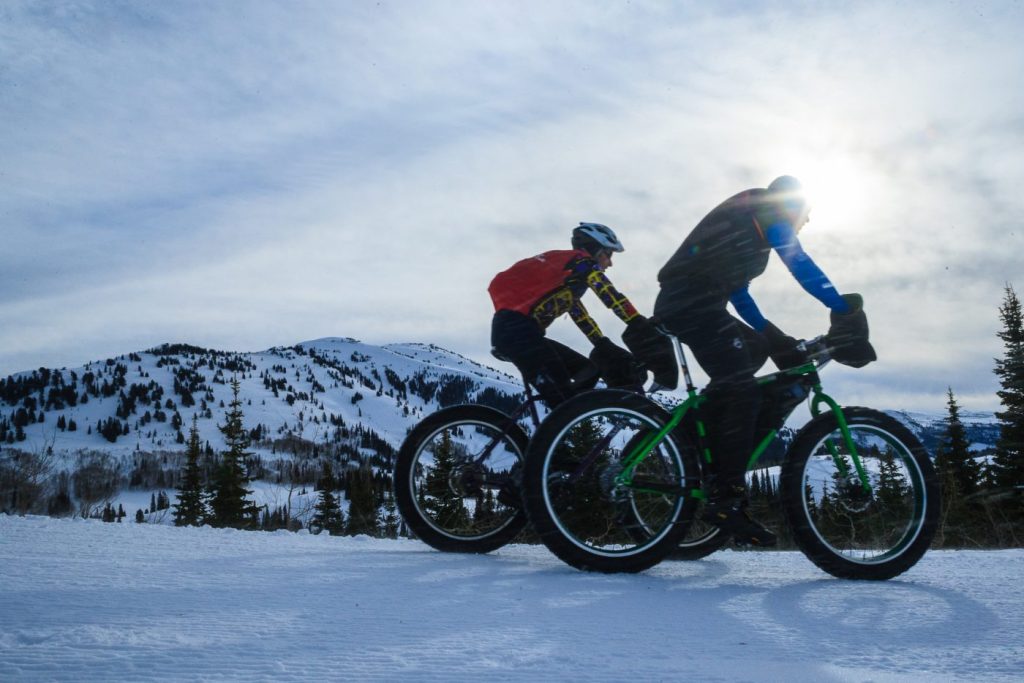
[781,155,874,233]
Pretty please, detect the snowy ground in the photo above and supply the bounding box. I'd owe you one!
[1,515,1021,682]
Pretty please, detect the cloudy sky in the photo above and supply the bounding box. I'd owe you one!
[2,1,1022,414]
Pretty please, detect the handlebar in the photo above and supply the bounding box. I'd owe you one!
[798,335,832,367]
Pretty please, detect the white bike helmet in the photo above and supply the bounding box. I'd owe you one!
[572,222,624,255]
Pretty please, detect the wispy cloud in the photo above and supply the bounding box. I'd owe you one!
[2,1,1022,412]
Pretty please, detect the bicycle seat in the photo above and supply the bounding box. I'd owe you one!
[571,363,600,390]
[490,347,513,363]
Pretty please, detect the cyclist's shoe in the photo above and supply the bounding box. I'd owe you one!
[703,490,777,548]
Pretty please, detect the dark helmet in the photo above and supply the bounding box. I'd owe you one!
[767,175,809,220]
[571,222,625,255]
[768,174,804,197]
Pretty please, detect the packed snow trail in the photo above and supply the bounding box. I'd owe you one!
[1,515,1021,681]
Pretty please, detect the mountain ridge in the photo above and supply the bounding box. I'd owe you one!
[0,337,1001,460]
[0,337,523,459]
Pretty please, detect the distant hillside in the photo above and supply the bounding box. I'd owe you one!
[885,409,1001,455]
[0,337,523,459]
[0,338,1002,466]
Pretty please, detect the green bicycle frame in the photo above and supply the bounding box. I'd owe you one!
[614,360,873,498]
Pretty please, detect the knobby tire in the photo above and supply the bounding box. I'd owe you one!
[394,405,529,553]
[780,407,939,580]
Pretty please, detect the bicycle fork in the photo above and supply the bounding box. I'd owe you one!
[811,388,872,495]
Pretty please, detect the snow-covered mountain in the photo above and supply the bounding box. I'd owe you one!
[0,337,524,460]
[0,337,1002,465]
[885,409,1001,454]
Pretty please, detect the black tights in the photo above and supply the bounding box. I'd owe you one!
[491,310,598,407]
[656,299,768,491]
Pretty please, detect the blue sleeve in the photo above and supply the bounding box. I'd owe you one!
[765,222,850,313]
[730,285,767,331]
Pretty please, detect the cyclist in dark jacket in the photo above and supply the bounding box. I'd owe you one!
[654,175,865,546]
[489,223,660,407]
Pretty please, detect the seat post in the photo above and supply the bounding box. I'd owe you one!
[520,371,543,425]
[670,335,697,393]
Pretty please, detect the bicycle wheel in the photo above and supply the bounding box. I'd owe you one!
[394,405,529,553]
[523,389,699,573]
[781,407,939,580]
[616,430,728,561]
[669,510,731,560]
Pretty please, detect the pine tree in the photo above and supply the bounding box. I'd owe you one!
[311,460,345,535]
[345,462,380,536]
[382,491,401,539]
[421,429,470,533]
[935,387,982,546]
[173,415,208,526]
[937,388,981,496]
[473,488,498,532]
[983,283,1024,545]
[991,284,1024,490]
[208,379,259,529]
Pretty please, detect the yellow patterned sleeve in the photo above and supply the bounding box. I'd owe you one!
[569,300,603,341]
[586,270,640,324]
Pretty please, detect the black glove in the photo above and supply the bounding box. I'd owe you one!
[827,293,877,368]
[762,321,810,370]
[621,316,679,389]
[590,337,644,388]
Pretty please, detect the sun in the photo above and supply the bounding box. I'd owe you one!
[778,154,876,234]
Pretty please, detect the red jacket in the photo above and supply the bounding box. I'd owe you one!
[489,249,638,340]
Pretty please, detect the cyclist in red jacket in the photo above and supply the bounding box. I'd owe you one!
[489,223,662,407]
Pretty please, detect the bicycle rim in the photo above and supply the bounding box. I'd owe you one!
[796,422,930,566]
[408,419,522,542]
[540,406,688,559]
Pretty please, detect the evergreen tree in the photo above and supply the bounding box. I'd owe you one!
[473,488,498,532]
[208,379,259,529]
[311,460,345,535]
[936,388,981,497]
[173,415,208,526]
[983,283,1024,545]
[935,388,982,546]
[382,490,401,539]
[874,448,909,511]
[421,429,470,533]
[345,462,380,536]
[991,284,1024,490]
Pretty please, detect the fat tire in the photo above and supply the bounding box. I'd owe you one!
[781,407,939,580]
[523,389,698,573]
[669,517,731,560]
[394,405,529,553]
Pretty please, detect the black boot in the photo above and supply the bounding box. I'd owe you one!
[703,485,777,548]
